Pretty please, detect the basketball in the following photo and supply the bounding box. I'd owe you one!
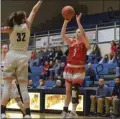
[62,6,75,20]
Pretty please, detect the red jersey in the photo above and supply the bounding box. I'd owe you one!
[111,45,117,54]
[67,39,87,65]
[42,64,49,74]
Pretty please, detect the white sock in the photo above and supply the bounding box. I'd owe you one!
[72,104,77,114]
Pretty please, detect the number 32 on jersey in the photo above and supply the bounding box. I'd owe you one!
[17,33,26,42]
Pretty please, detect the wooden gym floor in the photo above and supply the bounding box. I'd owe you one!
[6,111,106,118]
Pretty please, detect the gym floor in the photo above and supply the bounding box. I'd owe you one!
[6,111,105,118]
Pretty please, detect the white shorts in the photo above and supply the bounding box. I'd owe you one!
[1,81,20,99]
[3,50,28,81]
[10,81,20,99]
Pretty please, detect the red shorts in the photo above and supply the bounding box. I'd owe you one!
[63,64,85,85]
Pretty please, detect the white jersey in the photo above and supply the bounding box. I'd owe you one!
[1,60,4,72]
[9,23,30,52]
[1,60,4,92]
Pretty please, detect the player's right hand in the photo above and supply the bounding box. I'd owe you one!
[64,19,70,23]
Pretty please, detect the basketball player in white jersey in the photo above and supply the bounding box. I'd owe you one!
[1,44,25,117]
[1,0,43,118]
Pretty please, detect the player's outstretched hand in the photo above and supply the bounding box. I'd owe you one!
[76,13,82,22]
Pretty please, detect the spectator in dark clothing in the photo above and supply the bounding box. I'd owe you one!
[105,76,120,118]
[112,77,120,98]
[52,79,65,88]
[48,48,55,61]
[90,44,101,57]
[58,62,65,77]
[90,78,110,115]
[86,63,96,85]
[37,79,45,89]
[43,48,49,62]
[37,48,44,59]
[89,44,101,63]
[54,47,63,60]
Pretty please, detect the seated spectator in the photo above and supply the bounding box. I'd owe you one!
[48,59,61,79]
[99,54,109,64]
[39,56,44,66]
[88,44,101,64]
[105,76,120,118]
[48,60,54,79]
[37,48,44,59]
[110,40,117,56]
[28,80,33,88]
[37,48,44,65]
[30,50,36,61]
[48,48,55,60]
[90,44,101,58]
[29,50,39,66]
[41,61,49,80]
[90,78,110,116]
[108,53,117,64]
[43,48,49,62]
[52,79,64,88]
[86,63,96,86]
[37,79,45,89]
[58,62,65,77]
[54,47,63,60]
[56,76,65,87]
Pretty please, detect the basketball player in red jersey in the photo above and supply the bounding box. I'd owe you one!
[61,13,90,118]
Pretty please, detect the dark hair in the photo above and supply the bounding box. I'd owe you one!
[115,76,120,80]
[93,43,99,50]
[111,40,116,46]
[6,11,26,28]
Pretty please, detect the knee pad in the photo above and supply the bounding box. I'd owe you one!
[72,84,79,104]
[19,82,30,104]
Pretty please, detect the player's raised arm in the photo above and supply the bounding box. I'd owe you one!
[61,20,71,45]
[27,0,43,28]
[76,13,90,49]
[1,26,12,34]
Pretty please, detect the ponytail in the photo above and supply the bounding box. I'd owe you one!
[6,11,26,28]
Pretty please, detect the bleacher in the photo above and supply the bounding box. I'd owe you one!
[34,10,120,33]
[30,62,118,89]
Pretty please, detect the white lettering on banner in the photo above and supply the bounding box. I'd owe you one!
[85,31,96,42]
[49,35,66,47]
[36,36,48,48]
[98,28,114,42]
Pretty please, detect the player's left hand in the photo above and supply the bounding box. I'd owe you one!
[76,13,82,22]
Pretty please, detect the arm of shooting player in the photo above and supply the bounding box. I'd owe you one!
[61,20,72,46]
[76,13,90,50]
[27,0,43,28]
